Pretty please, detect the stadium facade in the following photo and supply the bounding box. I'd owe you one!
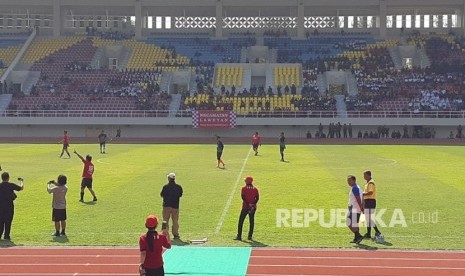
[0,0,464,138]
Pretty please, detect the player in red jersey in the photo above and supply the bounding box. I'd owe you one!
[58,131,71,158]
[73,150,97,202]
[252,132,261,156]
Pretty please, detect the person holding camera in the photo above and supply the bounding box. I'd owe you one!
[0,172,24,240]
[47,175,68,237]
[234,176,259,241]
[139,215,171,276]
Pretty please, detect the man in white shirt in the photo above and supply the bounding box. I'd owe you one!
[47,175,68,237]
[346,175,364,244]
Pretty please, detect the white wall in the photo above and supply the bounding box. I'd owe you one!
[0,116,462,138]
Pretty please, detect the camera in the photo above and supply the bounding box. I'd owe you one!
[48,180,56,184]
[17,177,24,181]
[162,221,168,230]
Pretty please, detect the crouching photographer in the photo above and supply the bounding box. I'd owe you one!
[47,175,68,237]
[0,172,24,240]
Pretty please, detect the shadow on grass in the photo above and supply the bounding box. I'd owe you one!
[81,201,97,206]
[0,240,20,247]
[51,235,69,243]
[355,243,379,251]
[378,240,393,246]
[281,160,290,163]
[171,238,190,246]
[239,239,268,247]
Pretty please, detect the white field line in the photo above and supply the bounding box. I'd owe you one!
[215,147,252,234]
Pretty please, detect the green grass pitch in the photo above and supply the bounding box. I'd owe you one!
[1,143,464,249]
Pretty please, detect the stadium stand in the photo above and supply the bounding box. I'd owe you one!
[0,37,27,78]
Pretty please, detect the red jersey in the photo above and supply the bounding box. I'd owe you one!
[82,160,94,179]
[139,233,171,269]
[63,135,69,145]
[252,135,261,145]
[241,185,259,210]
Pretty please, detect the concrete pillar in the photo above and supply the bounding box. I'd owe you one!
[134,0,142,39]
[379,0,387,39]
[462,1,465,36]
[215,0,223,38]
[53,0,61,37]
[297,1,305,39]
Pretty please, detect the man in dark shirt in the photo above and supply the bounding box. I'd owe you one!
[98,130,108,154]
[160,173,183,239]
[279,132,286,162]
[216,136,225,169]
[0,172,24,240]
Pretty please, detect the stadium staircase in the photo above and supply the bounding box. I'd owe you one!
[117,46,133,70]
[240,48,248,63]
[168,93,182,117]
[160,72,172,93]
[268,48,278,63]
[90,47,104,69]
[388,47,403,69]
[346,73,359,96]
[0,94,13,113]
[417,48,431,68]
[188,72,198,94]
[21,71,41,94]
[317,73,328,94]
[335,94,348,118]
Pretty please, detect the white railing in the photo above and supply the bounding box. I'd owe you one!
[2,109,465,119]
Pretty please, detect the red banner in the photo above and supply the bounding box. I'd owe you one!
[192,111,237,128]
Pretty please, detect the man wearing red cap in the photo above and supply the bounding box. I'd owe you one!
[139,214,171,276]
[234,176,259,241]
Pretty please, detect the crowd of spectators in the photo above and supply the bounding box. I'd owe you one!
[86,27,134,40]
[264,29,288,37]
[409,89,464,112]
[64,62,94,72]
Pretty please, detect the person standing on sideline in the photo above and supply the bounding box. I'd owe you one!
[139,215,171,276]
[160,173,183,239]
[346,175,363,244]
[252,132,261,156]
[74,150,97,202]
[98,130,108,154]
[116,127,121,138]
[348,123,353,138]
[234,176,259,241]
[216,136,225,169]
[362,170,382,239]
[0,172,24,240]
[279,132,286,162]
[47,175,68,237]
[58,130,71,158]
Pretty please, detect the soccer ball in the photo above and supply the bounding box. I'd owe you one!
[374,234,385,243]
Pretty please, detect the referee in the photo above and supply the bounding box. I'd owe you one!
[362,170,382,239]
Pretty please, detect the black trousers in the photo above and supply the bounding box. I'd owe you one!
[145,266,164,276]
[0,207,14,239]
[237,209,255,238]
